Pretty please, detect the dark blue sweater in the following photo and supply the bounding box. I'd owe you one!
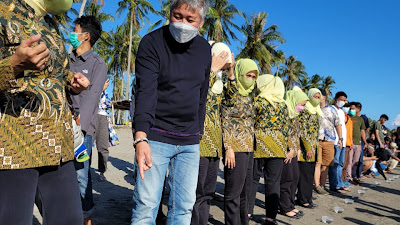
[133,25,211,145]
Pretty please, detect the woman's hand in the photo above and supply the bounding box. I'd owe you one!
[225,148,236,169]
[306,151,313,160]
[285,149,295,164]
[211,51,229,73]
[227,53,235,80]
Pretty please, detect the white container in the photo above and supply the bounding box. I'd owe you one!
[334,206,344,213]
[389,178,394,181]
[352,194,360,199]
[322,216,333,224]
[362,187,369,190]
[344,198,354,204]
[358,190,365,195]
[386,180,392,183]
[375,181,381,185]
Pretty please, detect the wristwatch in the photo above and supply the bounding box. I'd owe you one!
[133,137,149,147]
[339,138,343,141]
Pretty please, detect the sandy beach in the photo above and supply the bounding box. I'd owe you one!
[33,126,400,225]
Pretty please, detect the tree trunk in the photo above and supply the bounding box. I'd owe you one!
[126,9,135,100]
[68,0,87,53]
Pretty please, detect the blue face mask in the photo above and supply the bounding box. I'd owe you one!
[69,32,85,49]
[349,109,356,116]
[342,107,350,114]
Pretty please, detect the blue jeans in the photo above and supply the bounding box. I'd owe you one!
[131,140,200,225]
[74,135,94,218]
[329,145,346,190]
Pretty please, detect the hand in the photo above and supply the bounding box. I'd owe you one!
[224,148,235,169]
[338,140,343,149]
[227,53,235,80]
[306,151,313,160]
[363,144,368,150]
[211,51,229,73]
[10,34,50,75]
[70,72,90,93]
[380,143,384,149]
[135,141,153,180]
[285,149,295,164]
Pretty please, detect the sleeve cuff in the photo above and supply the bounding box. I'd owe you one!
[134,120,151,135]
[0,57,17,91]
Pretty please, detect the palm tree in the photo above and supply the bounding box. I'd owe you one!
[238,12,285,74]
[148,0,171,32]
[298,76,311,91]
[203,0,244,44]
[280,55,307,90]
[309,74,323,89]
[321,76,335,101]
[117,0,157,100]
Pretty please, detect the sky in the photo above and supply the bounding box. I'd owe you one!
[72,0,400,129]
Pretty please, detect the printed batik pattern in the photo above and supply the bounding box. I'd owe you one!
[0,0,74,169]
[221,80,255,153]
[298,110,319,162]
[254,99,288,159]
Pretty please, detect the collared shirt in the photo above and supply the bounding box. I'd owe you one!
[70,50,107,136]
[330,105,347,146]
[319,105,340,142]
[0,0,75,169]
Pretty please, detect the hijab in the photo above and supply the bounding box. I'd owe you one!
[304,88,323,116]
[235,59,259,96]
[256,74,285,107]
[25,0,72,16]
[210,42,232,94]
[285,86,309,118]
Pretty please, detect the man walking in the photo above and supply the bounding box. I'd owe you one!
[131,0,211,224]
[70,16,108,225]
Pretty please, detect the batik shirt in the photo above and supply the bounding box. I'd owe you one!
[318,105,340,142]
[221,79,255,153]
[200,71,223,157]
[288,117,301,158]
[254,99,288,158]
[0,0,75,169]
[98,91,110,116]
[298,109,319,162]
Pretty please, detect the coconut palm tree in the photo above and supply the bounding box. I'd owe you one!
[203,0,244,44]
[238,12,285,74]
[321,75,335,101]
[117,0,156,100]
[148,0,172,32]
[280,55,307,90]
[309,74,323,89]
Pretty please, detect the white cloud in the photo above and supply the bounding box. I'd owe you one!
[393,114,400,127]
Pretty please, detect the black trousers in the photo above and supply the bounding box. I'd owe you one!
[0,161,83,225]
[95,114,110,173]
[279,156,299,213]
[191,157,220,225]
[248,158,284,219]
[297,162,316,205]
[224,152,253,225]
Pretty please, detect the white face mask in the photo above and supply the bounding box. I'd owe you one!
[169,22,199,43]
[336,100,345,108]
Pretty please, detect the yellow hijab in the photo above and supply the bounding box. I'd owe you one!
[285,86,309,118]
[256,74,285,107]
[25,0,72,16]
[304,88,323,116]
[235,59,259,96]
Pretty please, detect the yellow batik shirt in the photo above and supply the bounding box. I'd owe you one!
[287,117,301,158]
[200,71,223,157]
[298,110,319,162]
[221,80,255,153]
[0,0,75,170]
[254,98,288,159]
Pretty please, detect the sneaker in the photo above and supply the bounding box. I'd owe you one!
[315,186,328,195]
[99,173,107,182]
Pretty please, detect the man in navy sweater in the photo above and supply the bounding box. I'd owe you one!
[131,0,211,224]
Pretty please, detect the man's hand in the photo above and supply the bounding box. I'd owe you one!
[71,72,90,93]
[10,34,50,75]
[338,140,343,149]
[380,143,384,149]
[224,148,235,169]
[135,141,153,180]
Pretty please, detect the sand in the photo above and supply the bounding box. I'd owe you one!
[33,126,400,225]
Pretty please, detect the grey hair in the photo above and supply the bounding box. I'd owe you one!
[170,0,209,21]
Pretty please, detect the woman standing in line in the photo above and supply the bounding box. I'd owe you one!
[191,42,232,225]
[222,58,259,225]
[247,75,289,225]
[296,88,322,208]
[279,87,308,219]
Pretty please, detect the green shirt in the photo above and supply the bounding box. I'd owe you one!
[351,116,366,145]
[373,122,384,145]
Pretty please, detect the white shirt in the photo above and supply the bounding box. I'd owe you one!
[330,105,347,146]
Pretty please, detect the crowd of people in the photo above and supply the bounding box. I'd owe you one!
[0,0,399,225]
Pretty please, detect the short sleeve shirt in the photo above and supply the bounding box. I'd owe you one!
[319,106,340,142]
